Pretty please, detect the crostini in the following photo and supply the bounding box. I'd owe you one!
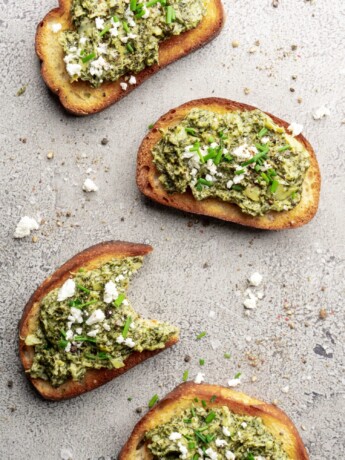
[36,0,224,115]
[119,382,309,459]
[137,98,321,230]
[19,241,179,400]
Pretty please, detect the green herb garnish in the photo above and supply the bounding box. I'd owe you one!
[183,370,189,382]
[114,293,125,307]
[77,284,90,294]
[196,331,206,340]
[185,127,197,136]
[74,335,97,343]
[258,127,268,138]
[199,359,205,366]
[197,178,213,187]
[234,372,242,379]
[81,52,96,63]
[224,352,231,359]
[270,179,279,193]
[126,43,134,53]
[278,145,291,152]
[122,316,132,338]
[205,411,216,424]
[148,394,159,408]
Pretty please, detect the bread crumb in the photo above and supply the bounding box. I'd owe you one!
[232,40,240,48]
[319,308,328,320]
[47,151,54,159]
[243,87,251,95]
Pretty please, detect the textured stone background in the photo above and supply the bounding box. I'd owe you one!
[1,0,345,458]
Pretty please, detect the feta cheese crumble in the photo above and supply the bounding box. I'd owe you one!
[128,75,137,85]
[120,82,128,91]
[57,279,76,302]
[194,372,205,384]
[225,452,236,460]
[313,106,331,120]
[228,377,241,387]
[51,23,62,33]
[103,281,119,303]
[66,63,82,77]
[86,309,105,326]
[288,122,303,137]
[169,432,182,441]
[14,216,39,238]
[83,178,98,192]
[248,272,263,286]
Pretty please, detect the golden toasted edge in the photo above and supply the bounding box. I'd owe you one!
[136,97,321,230]
[35,0,225,115]
[19,241,179,400]
[119,382,309,460]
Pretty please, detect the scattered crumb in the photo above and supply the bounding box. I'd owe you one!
[290,87,295,92]
[313,106,331,120]
[232,40,240,48]
[319,308,328,320]
[291,44,298,51]
[228,377,242,387]
[301,425,306,431]
[243,87,251,95]
[136,407,142,414]
[82,178,98,192]
[297,97,303,104]
[184,355,191,363]
[251,376,257,382]
[16,85,27,97]
[14,216,39,239]
[60,448,73,460]
[47,151,54,160]
[7,380,13,389]
[194,372,205,384]
[288,122,303,136]
[101,138,108,145]
[248,272,263,287]
[272,0,279,7]
[209,310,216,319]
[32,235,39,243]
[281,385,289,394]
[248,46,258,54]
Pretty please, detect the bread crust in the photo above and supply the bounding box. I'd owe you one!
[19,241,179,400]
[119,382,309,459]
[136,98,321,230]
[35,0,225,115]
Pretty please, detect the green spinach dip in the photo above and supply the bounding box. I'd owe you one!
[146,404,288,459]
[153,109,310,216]
[26,257,178,387]
[60,0,205,86]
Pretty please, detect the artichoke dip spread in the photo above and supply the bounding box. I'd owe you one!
[25,257,178,387]
[60,0,205,86]
[146,404,288,459]
[153,109,310,216]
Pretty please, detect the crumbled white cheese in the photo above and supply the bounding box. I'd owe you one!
[233,173,245,184]
[248,272,263,286]
[281,385,290,393]
[194,372,205,384]
[211,339,221,350]
[57,279,76,302]
[86,309,105,325]
[120,82,128,91]
[129,75,137,85]
[225,451,236,460]
[14,216,39,238]
[64,342,71,353]
[66,330,74,340]
[222,426,231,437]
[89,56,110,78]
[79,36,87,45]
[205,447,218,460]
[68,307,83,324]
[125,337,136,348]
[75,327,82,335]
[103,281,119,303]
[261,136,270,144]
[142,5,150,18]
[169,432,182,441]
[243,297,257,309]
[60,447,73,460]
[51,23,62,33]
[288,122,303,136]
[228,377,241,387]
[226,179,233,189]
[87,329,99,337]
[257,291,264,300]
[205,174,214,183]
[83,178,98,192]
[97,43,108,54]
[215,438,228,447]
[178,442,188,459]
[116,335,125,344]
[66,63,82,77]
[209,310,216,319]
[313,106,330,120]
[95,17,105,30]
[103,323,111,331]
[241,422,247,428]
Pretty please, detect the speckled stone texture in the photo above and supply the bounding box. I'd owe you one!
[1,0,345,458]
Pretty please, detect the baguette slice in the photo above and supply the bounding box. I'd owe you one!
[19,241,179,400]
[119,382,309,459]
[137,98,321,230]
[36,0,225,115]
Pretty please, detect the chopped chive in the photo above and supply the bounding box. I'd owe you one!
[191,407,196,417]
[135,9,146,18]
[208,135,215,143]
[224,352,231,359]
[81,52,96,63]
[224,154,233,162]
[85,352,111,360]
[234,169,245,175]
[73,300,98,309]
[241,150,267,166]
[193,398,198,404]
[58,339,68,349]
[182,370,189,382]
[188,441,196,449]
[113,15,119,22]
[114,293,125,307]
[232,184,243,191]
[258,127,268,138]
[210,395,217,403]
[74,335,97,343]
[196,184,202,192]
[234,372,242,379]
[260,172,270,184]
[166,5,174,23]
[278,145,291,152]
[247,454,255,460]
[199,358,205,366]
[126,43,134,53]
[205,411,216,424]
[201,400,207,408]
[213,148,223,165]
[130,0,137,10]
[122,21,130,33]
[255,143,269,153]
[194,430,207,443]
[148,123,154,129]
[197,178,213,187]
[254,164,261,172]
[203,150,217,161]
[192,455,199,460]
[146,0,160,6]
[122,316,132,338]
[60,330,67,339]
[148,394,159,408]
[267,168,277,177]
[270,179,279,193]
[291,191,297,199]
[77,284,90,294]
[184,418,192,424]
[99,24,111,36]
[185,127,197,136]
[196,331,206,340]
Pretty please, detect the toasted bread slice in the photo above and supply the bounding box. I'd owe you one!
[19,241,179,400]
[137,98,321,230]
[35,0,224,115]
[119,382,309,459]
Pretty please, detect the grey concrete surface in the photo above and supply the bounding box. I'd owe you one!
[1,0,345,458]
